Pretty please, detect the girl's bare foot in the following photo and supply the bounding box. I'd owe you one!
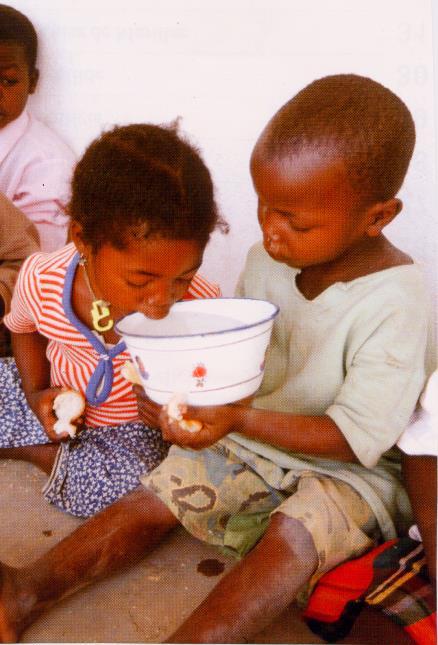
[0,562,35,643]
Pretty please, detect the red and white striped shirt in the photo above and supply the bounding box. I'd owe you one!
[4,243,220,427]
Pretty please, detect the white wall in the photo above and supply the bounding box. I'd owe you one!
[12,0,437,300]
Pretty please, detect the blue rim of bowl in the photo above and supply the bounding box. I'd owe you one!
[114,297,280,340]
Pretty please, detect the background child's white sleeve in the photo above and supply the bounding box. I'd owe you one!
[397,370,438,457]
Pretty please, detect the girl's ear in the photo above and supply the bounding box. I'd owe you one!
[365,198,402,237]
[69,221,87,255]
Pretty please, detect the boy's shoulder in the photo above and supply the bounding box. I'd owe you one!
[347,262,429,303]
[18,112,76,163]
[1,111,75,166]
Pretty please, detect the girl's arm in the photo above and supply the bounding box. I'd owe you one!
[12,331,51,394]
[12,331,68,441]
[158,401,358,463]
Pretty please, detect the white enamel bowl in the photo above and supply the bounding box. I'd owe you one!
[115,298,279,405]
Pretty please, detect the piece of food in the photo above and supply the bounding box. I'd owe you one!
[53,390,85,438]
[166,392,203,433]
[121,360,143,386]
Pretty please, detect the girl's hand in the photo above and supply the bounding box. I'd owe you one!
[27,387,73,442]
[159,402,245,450]
[133,384,162,428]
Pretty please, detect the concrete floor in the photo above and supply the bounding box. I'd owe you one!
[0,459,410,644]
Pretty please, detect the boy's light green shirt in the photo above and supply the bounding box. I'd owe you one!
[226,242,430,540]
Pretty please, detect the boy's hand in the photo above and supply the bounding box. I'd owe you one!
[133,384,162,428]
[159,402,244,450]
[27,387,75,442]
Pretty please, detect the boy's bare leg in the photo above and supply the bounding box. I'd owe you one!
[402,453,437,585]
[168,513,318,644]
[0,486,178,643]
[0,445,58,475]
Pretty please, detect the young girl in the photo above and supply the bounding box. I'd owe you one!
[0,122,225,518]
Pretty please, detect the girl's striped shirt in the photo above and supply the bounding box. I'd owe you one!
[4,243,220,427]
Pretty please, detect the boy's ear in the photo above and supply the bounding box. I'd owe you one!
[365,198,402,237]
[29,68,39,94]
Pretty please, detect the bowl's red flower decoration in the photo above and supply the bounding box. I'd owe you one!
[192,363,207,379]
[192,363,207,387]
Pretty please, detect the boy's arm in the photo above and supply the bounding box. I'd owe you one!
[159,403,357,462]
[239,407,357,461]
[13,157,73,251]
[0,194,40,317]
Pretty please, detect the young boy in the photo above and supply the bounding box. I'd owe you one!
[0,4,76,252]
[0,191,39,355]
[0,74,431,644]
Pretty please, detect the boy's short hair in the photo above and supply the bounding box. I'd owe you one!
[255,74,416,205]
[0,4,38,71]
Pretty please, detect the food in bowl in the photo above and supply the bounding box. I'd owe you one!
[115,298,279,406]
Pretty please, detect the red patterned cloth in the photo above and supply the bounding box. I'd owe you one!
[304,537,436,644]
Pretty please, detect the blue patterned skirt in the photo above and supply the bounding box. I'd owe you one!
[0,358,169,517]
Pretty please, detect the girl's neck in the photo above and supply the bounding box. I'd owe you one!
[296,234,413,300]
[72,260,122,345]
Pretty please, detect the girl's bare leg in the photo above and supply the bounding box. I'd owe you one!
[0,486,178,643]
[0,445,58,475]
[168,513,319,644]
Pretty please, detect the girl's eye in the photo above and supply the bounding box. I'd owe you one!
[126,281,152,289]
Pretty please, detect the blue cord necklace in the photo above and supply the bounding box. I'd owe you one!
[62,252,127,407]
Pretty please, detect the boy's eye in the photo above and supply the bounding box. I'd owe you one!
[290,225,311,233]
[0,78,19,87]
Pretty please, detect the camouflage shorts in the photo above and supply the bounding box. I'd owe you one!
[142,442,379,584]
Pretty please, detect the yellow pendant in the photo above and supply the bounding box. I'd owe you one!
[91,300,114,332]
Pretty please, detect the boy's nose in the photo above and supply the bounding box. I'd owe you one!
[261,209,281,238]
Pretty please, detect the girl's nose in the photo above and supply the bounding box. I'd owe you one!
[139,281,174,319]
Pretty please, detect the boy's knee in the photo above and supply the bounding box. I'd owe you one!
[266,512,318,565]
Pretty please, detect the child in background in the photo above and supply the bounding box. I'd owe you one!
[0,74,431,643]
[399,369,437,583]
[0,122,223,520]
[0,4,76,252]
[0,191,39,355]
[302,371,436,644]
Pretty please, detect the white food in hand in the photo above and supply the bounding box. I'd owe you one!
[166,392,203,433]
[53,390,85,438]
[121,361,143,386]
